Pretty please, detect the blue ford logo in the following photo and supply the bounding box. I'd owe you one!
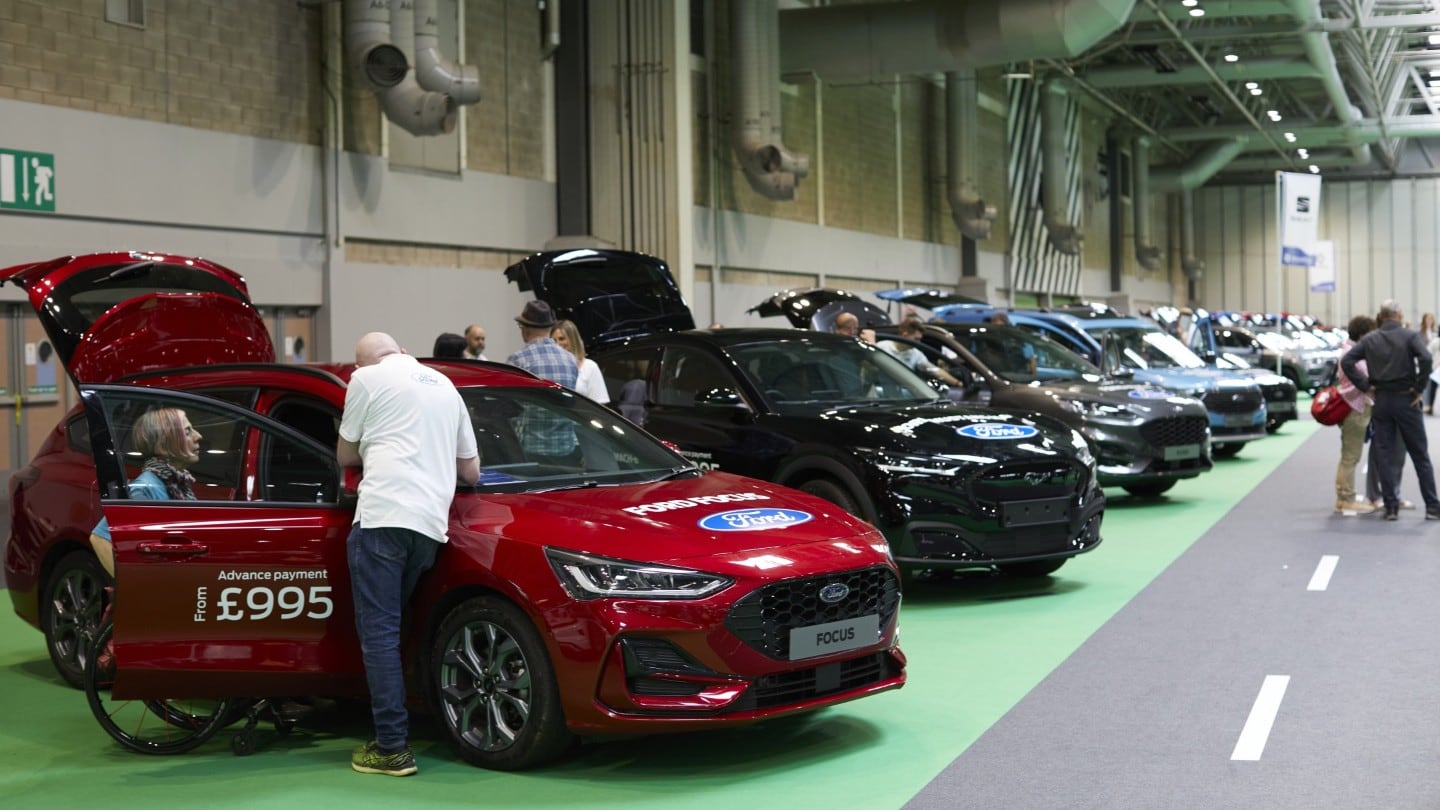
[818,582,850,603]
[956,423,1039,440]
[698,508,813,532]
[1127,388,1170,399]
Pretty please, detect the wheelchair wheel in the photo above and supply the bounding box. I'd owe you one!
[84,622,236,755]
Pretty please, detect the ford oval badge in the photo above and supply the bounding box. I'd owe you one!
[698,508,813,532]
[956,423,1039,440]
[819,582,850,603]
[1127,388,1171,399]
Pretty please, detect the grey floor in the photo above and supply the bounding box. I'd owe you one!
[906,424,1440,809]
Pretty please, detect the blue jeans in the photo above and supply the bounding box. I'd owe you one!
[347,525,438,752]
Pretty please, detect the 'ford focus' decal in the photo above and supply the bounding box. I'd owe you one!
[699,508,813,532]
[956,423,1039,440]
[1127,388,1171,399]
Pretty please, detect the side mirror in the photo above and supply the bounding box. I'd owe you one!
[695,387,747,408]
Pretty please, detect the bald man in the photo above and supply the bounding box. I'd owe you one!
[834,311,859,338]
[462,324,487,360]
[337,332,479,776]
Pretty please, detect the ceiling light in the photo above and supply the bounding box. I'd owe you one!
[1245,82,1258,89]
[1431,69,1440,77]
[1250,87,1263,95]
[1190,7,1205,15]
[1181,0,1198,6]
[1430,33,1440,45]
[1284,132,1297,142]
[1429,79,1440,88]
[1309,165,1320,174]
[1225,53,1239,63]
[1298,148,1310,158]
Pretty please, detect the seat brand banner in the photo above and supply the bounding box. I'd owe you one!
[1277,171,1321,267]
[1308,240,1335,293]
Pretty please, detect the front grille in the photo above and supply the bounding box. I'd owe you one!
[971,460,1080,502]
[1201,389,1263,414]
[731,652,900,710]
[1262,383,1295,402]
[1138,415,1208,448]
[725,567,901,661]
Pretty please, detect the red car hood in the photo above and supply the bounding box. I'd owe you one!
[0,251,273,383]
[455,472,881,565]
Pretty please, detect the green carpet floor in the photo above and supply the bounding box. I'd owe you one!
[0,422,1317,809]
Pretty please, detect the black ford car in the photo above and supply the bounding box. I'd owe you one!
[751,288,1215,498]
[506,249,1104,577]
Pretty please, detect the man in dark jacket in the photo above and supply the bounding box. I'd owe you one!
[1340,300,1440,520]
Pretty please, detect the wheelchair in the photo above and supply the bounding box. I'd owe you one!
[83,618,306,756]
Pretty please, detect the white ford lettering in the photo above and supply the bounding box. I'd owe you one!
[623,491,770,516]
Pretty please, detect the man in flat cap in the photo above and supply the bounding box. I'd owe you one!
[505,300,581,464]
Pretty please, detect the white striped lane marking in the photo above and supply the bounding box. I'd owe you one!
[1231,675,1290,761]
[1307,555,1339,591]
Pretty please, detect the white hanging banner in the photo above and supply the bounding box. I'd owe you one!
[1278,171,1322,267]
[1309,240,1335,293]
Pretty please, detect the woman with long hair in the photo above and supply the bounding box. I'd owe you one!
[1421,312,1439,415]
[551,319,610,404]
[89,407,202,576]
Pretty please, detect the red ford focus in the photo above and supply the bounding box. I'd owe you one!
[1,251,905,768]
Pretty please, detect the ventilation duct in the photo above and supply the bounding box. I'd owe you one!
[947,70,996,240]
[778,0,1138,79]
[1151,137,1248,192]
[1285,0,1370,167]
[343,0,459,137]
[1180,188,1203,282]
[1041,81,1081,255]
[1132,137,1160,271]
[731,0,809,200]
[414,0,480,104]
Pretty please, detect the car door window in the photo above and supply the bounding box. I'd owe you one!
[84,386,337,505]
[595,346,661,425]
[657,347,730,406]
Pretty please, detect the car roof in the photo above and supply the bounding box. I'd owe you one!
[121,359,557,392]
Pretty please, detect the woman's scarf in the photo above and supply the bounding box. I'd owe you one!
[143,457,197,500]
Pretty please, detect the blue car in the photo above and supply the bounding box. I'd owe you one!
[914,302,1290,459]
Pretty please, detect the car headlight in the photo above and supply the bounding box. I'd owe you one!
[546,548,733,600]
[1057,398,1134,418]
[1070,429,1095,468]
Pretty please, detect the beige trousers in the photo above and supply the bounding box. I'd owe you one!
[1336,402,1372,502]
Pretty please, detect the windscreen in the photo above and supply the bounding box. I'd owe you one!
[1092,327,1207,371]
[726,339,939,408]
[462,386,692,492]
[951,327,1099,383]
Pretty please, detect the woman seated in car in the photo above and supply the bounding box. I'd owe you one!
[88,407,203,577]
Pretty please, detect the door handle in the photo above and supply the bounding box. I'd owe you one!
[137,542,209,558]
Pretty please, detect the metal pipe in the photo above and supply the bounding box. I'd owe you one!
[1041,80,1081,255]
[414,0,481,104]
[946,70,996,240]
[1132,136,1160,271]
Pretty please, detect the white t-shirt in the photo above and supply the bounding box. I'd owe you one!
[575,357,610,403]
[339,353,478,543]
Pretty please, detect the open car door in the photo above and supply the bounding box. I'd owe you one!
[82,383,362,699]
[0,252,274,383]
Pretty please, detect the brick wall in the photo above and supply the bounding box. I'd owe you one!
[0,0,323,142]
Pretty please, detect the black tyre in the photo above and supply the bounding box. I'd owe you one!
[1212,442,1244,459]
[84,622,235,755]
[431,597,574,771]
[1265,418,1285,434]
[798,477,863,517]
[1121,480,1177,497]
[230,729,256,756]
[997,558,1066,578]
[44,550,110,689]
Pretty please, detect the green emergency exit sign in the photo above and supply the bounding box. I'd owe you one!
[0,150,55,212]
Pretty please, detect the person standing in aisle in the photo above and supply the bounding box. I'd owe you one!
[338,332,480,776]
[1334,315,1377,514]
[1340,301,1440,521]
[1420,312,1440,415]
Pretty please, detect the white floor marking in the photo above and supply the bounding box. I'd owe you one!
[1307,555,1339,591]
[1231,675,1290,761]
